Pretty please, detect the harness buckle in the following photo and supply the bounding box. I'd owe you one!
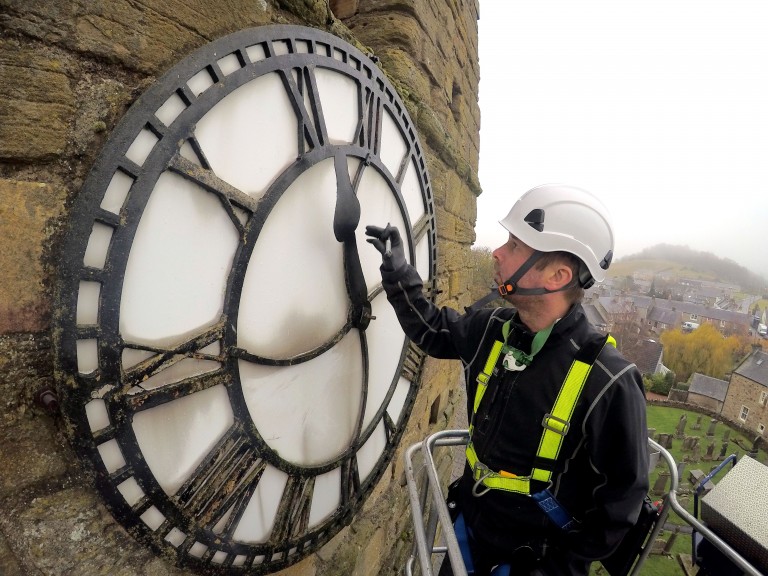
[542,413,570,436]
[472,470,493,497]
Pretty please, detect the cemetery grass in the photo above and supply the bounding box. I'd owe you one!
[592,404,767,575]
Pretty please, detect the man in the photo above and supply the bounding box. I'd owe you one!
[366,184,649,576]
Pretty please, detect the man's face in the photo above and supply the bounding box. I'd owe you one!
[492,233,539,290]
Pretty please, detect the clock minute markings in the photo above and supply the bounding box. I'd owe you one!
[400,340,427,384]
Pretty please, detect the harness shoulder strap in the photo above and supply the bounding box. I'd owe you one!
[532,333,616,483]
[466,332,616,494]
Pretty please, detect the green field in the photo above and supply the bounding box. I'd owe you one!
[592,404,767,575]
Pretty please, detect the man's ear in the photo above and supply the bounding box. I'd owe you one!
[544,261,574,291]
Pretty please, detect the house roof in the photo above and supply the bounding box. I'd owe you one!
[602,295,753,327]
[596,297,636,315]
[733,349,768,388]
[688,373,728,401]
[647,307,679,325]
[582,304,608,328]
[624,339,663,376]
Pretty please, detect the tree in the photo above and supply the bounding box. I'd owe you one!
[468,247,497,305]
[644,372,675,396]
[660,323,744,382]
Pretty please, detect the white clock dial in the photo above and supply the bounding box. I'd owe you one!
[55,25,435,575]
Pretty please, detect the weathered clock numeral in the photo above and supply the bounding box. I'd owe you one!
[383,412,397,446]
[279,67,326,153]
[269,476,315,543]
[119,320,225,410]
[168,152,259,235]
[340,455,361,506]
[122,321,224,387]
[356,87,382,153]
[401,340,427,382]
[175,425,266,535]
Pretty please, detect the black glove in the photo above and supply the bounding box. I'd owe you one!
[365,224,407,272]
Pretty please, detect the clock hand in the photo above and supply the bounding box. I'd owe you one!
[333,151,360,243]
[333,151,373,330]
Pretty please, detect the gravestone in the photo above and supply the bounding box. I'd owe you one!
[647,427,656,439]
[663,530,678,555]
[691,443,700,462]
[722,429,731,443]
[718,442,729,460]
[657,433,673,449]
[689,469,715,495]
[706,418,717,437]
[653,472,670,495]
[651,538,667,555]
[684,443,701,463]
[691,415,703,430]
[675,414,687,438]
[703,442,715,461]
[682,436,699,452]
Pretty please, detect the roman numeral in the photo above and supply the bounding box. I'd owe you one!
[340,455,361,507]
[117,320,226,410]
[168,152,260,235]
[174,425,266,535]
[355,87,382,153]
[278,67,326,153]
[269,476,316,544]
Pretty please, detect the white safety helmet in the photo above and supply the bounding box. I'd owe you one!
[499,184,614,286]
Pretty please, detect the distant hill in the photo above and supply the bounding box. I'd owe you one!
[613,244,768,294]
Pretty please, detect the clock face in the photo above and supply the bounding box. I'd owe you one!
[54,25,435,574]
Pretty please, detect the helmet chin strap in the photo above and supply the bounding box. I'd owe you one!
[498,250,587,296]
[497,251,547,296]
[463,251,581,313]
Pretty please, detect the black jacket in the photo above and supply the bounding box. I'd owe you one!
[382,264,649,561]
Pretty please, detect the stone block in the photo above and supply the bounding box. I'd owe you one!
[0,532,23,576]
[0,179,66,333]
[330,0,359,19]
[0,487,182,576]
[0,41,75,160]
[0,414,68,497]
[72,0,273,74]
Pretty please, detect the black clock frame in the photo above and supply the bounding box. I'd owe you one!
[54,25,436,574]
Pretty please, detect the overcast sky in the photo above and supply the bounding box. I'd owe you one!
[475,1,768,280]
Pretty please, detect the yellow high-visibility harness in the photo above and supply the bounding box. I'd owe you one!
[465,320,616,496]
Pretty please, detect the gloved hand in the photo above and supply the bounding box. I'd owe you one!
[365,224,407,272]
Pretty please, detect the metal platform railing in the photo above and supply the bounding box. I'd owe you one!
[403,431,765,576]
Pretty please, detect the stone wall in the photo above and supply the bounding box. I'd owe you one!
[0,1,480,575]
[721,373,768,434]
[648,399,767,454]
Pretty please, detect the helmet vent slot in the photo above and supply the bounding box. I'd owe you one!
[600,250,613,270]
[524,209,545,232]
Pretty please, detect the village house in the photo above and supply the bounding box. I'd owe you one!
[687,373,729,413]
[721,348,768,436]
[594,295,753,338]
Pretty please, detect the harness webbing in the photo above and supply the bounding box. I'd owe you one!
[466,324,616,495]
